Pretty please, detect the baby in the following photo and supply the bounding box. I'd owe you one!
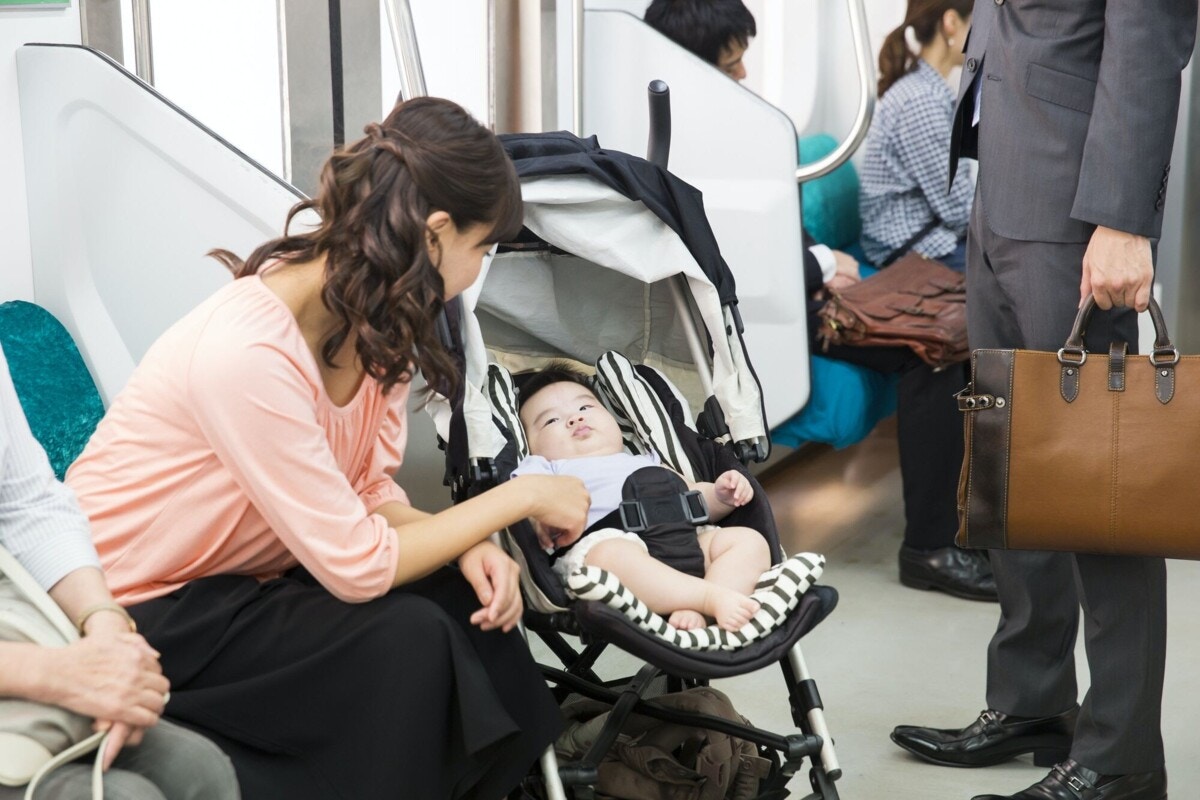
[511,365,771,632]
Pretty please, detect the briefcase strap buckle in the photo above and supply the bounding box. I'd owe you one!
[956,387,996,412]
[1057,347,1087,366]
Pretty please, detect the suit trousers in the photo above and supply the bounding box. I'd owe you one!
[966,185,1167,773]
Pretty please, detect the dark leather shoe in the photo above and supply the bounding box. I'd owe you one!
[899,544,998,601]
[970,759,1167,799]
[891,707,1077,767]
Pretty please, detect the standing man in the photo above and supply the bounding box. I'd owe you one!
[891,2,1197,799]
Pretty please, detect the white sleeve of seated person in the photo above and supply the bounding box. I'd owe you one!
[0,344,101,591]
[807,244,839,284]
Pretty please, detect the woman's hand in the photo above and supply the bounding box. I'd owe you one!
[714,470,754,508]
[37,632,168,734]
[459,540,524,632]
[21,629,170,768]
[516,475,590,544]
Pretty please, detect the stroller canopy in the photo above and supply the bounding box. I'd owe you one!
[442,133,767,456]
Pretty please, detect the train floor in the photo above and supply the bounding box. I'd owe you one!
[530,417,1200,799]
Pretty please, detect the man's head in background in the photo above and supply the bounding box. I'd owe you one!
[643,0,756,81]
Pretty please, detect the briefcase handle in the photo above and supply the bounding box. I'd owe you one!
[1060,296,1178,367]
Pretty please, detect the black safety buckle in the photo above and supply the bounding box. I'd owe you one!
[618,490,708,533]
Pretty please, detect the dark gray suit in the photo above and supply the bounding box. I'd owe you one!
[950,0,1197,773]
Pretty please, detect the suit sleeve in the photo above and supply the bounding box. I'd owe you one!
[1071,0,1198,238]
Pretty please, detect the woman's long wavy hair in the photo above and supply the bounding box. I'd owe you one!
[209,96,523,399]
[878,0,972,97]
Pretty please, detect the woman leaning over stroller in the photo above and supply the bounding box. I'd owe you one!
[66,97,587,799]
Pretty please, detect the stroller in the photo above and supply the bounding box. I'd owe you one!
[429,109,842,800]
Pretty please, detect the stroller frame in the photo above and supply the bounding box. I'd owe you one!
[429,87,842,799]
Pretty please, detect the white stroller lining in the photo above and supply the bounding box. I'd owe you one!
[566,553,826,651]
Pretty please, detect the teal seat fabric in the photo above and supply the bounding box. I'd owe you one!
[771,355,898,449]
[769,141,899,449]
[798,133,862,252]
[0,301,104,479]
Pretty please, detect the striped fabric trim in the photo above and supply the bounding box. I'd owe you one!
[486,364,528,459]
[593,351,694,482]
[565,552,825,651]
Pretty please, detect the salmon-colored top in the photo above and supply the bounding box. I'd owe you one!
[66,274,409,605]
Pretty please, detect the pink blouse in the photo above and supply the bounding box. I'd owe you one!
[67,274,409,605]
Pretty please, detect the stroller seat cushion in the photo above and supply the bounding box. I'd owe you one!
[565,553,826,651]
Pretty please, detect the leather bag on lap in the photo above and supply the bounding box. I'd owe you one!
[816,252,968,369]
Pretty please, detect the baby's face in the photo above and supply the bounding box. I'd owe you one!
[521,382,625,461]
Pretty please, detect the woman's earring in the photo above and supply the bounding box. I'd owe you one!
[947,36,955,47]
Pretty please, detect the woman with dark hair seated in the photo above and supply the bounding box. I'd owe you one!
[66,97,587,799]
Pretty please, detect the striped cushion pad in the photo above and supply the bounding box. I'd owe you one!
[565,553,826,651]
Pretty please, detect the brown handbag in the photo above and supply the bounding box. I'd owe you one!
[816,252,968,369]
[956,296,1199,558]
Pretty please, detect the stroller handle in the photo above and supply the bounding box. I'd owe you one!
[647,80,671,169]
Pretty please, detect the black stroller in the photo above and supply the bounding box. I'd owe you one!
[430,95,842,800]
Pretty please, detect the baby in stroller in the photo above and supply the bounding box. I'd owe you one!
[512,363,770,632]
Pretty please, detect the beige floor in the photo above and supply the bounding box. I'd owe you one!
[533,418,1200,799]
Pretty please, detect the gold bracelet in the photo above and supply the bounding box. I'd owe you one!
[75,602,137,635]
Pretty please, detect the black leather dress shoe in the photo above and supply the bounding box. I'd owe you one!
[970,759,1167,799]
[891,707,1077,767]
[898,544,998,601]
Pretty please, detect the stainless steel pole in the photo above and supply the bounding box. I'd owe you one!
[794,0,874,183]
[382,0,428,99]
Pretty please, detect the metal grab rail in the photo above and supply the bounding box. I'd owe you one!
[570,0,583,135]
[794,0,875,184]
[382,0,427,99]
[131,0,154,84]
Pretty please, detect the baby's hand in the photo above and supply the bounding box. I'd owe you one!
[531,520,556,552]
[714,470,753,507]
[531,520,582,552]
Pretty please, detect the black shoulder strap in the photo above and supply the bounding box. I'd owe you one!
[880,217,941,267]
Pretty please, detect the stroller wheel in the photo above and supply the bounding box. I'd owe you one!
[804,765,840,800]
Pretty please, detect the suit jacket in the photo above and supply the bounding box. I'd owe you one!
[949,0,1197,243]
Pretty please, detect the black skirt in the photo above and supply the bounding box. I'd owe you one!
[128,567,562,800]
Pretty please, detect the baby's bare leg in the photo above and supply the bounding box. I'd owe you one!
[585,539,758,631]
[698,526,772,595]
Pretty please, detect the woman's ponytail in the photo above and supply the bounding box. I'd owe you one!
[877,0,973,98]
[877,24,915,97]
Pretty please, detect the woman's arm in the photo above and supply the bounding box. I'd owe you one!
[373,474,588,587]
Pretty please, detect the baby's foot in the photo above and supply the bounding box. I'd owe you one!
[704,586,761,632]
[668,609,708,630]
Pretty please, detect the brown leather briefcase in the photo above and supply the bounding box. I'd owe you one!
[816,252,968,369]
[956,297,1200,558]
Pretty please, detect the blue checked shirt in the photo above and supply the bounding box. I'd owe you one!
[859,59,973,266]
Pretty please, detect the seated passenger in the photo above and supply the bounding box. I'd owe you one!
[859,0,974,271]
[0,344,238,800]
[512,365,770,632]
[645,0,995,601]
[64,98,587,800]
